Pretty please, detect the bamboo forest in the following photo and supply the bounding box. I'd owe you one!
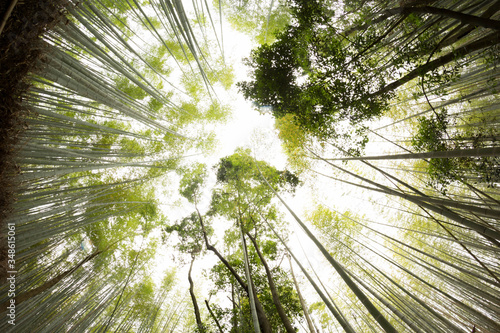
[2,0,500,332]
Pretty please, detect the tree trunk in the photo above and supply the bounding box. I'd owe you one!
[1,248,103,311]
[240,226,261,333]
[346,2,500,35]
[344,0,436,34]
[394,6,500,31]
[0,0,19,36]
[325,147,500,161]
[188,256,204,332]
[195,208,273,333]
[205,300,223,333]
[440,0,500,47]
[246,232,296,333]
[374,31,500,96]
[257,167,398,333]
[288,255,317,333]
[231,282,238,332]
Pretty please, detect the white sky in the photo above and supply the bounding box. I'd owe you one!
[148,2,403,331]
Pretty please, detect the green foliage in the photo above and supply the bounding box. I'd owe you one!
[115,76,148,100]
[307,204,361,263]
[204,101,231,123]
[216,0,292,44]
[239,0,496,158]
[208,247,302,331]
[412,110,500,190]
[261,239,278,261]
[164,212,211,255]
[179,163,208,203]
[176,71,231,127]
[310,301,336,332]
[209,148,299,228]
[215,148,299,191]
[274,113,312,173]
[238,18,386,154]
[206,60,236,91]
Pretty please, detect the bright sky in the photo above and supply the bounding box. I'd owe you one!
[149,2,400,331]
[151,0,288,297]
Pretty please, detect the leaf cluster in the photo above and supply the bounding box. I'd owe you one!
[164,212,212,256]
[412,110,500,190]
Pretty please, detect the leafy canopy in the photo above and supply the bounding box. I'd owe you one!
[238,1,388,153]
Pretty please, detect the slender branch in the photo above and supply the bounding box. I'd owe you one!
[402,6,500,31]
[288,254,317,333]
[0,0,18,36]
[205,300,223,333]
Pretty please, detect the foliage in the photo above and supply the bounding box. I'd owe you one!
[239,0,497,156]
[207,245,302,331]
[237,0,389,152]
[307,204,361,263]
[179,163,208,204]
[412,110,500,190]
[274,113,311,173]
[209,149,299,234]
[216,0,292,44]
[215,148,299,191]
[3,0,500,332]
[164,212,210,256]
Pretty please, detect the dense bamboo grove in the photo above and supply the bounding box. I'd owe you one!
[0,0,499,332]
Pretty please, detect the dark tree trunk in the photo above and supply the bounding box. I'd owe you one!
[246,232,296,333]
[394,6,500,31]
[195,209,273,333]
[205,299,223,333]
[374,31,500,97]
[188,256,204,332]
[346,2,500,35]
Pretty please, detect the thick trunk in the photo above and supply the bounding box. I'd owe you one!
[326,147,500,161]
[195,208,273,333]
[246,232,296,333]
[188,256,204,332]
[374,31,500,96]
